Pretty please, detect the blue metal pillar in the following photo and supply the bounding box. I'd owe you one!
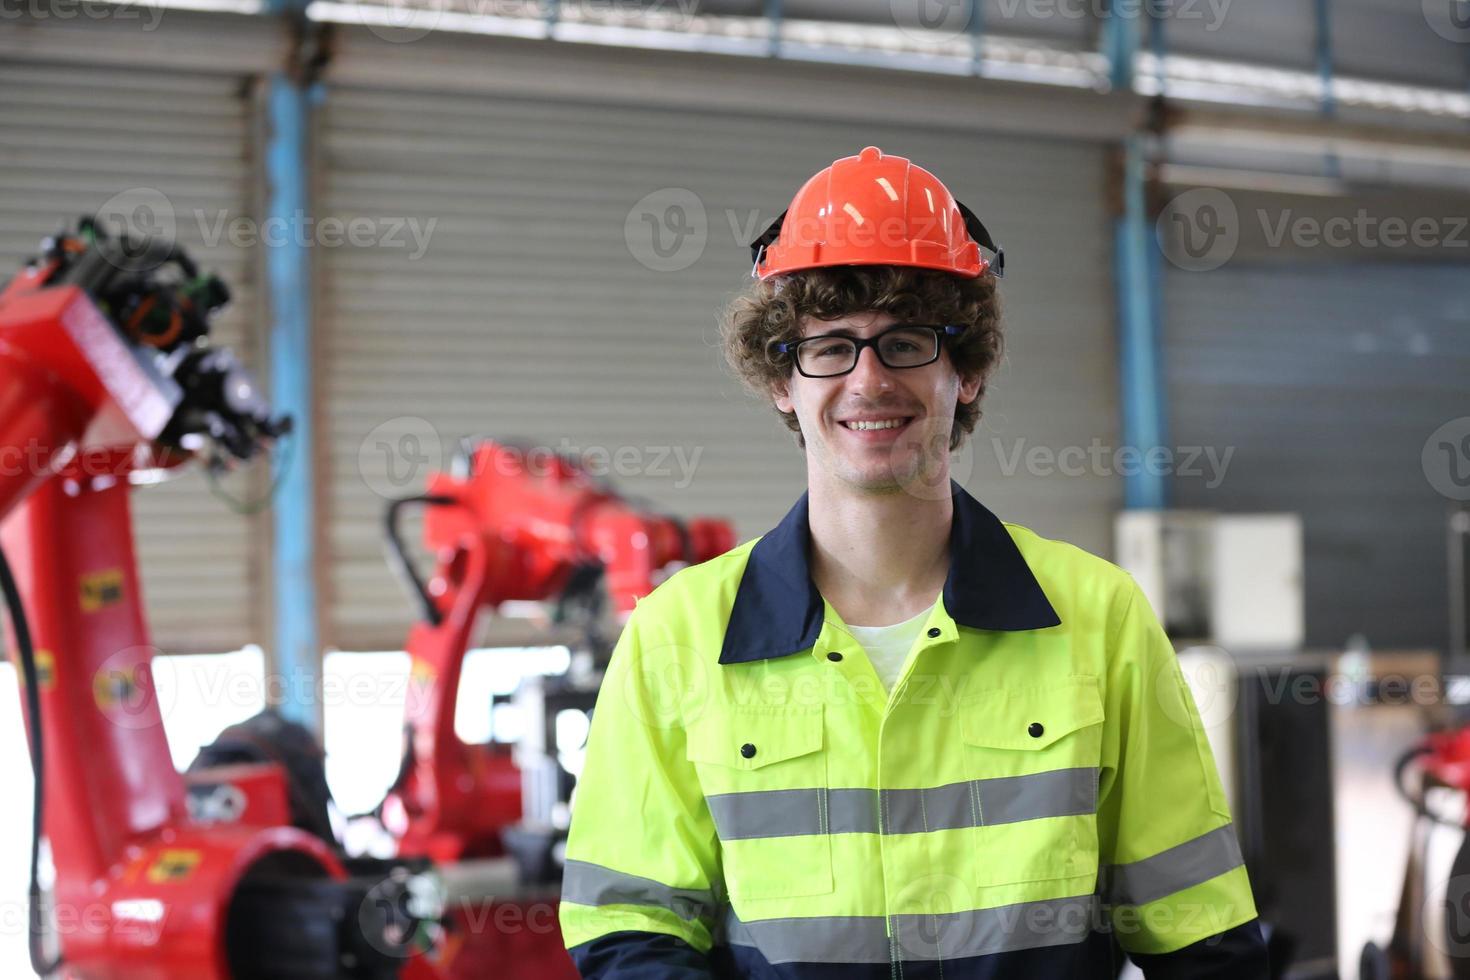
[1148,0,1166,94]
[969,0,985,76]
[1314,0,1335,117]
[1102,0,1138,91]
[1314,0,1342,180]
[1114,136,1168,511]
[765,0,782,58]
[264,1,321,732]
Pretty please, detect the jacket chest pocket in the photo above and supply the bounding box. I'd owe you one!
[957,678,1104,888]
[684,706,833,901]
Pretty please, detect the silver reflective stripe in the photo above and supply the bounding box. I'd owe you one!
[705,768,1098,841]
[880,781,976,835]
[970,767,1097,828]
[722,895,1098,964]
[890,894,1098,961]
[723,911,891,964]
[706,787,884,839]
[828,787,881,834]
[560,859,715,921]
[707,788,825,840]
[1101,824,1245,907]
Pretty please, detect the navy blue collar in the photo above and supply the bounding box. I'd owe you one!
[719,481,1062,665]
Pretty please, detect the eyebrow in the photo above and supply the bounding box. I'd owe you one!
[805,323,905,339]
[804,323,904,339]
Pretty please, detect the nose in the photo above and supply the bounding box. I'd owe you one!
[846,344,895,394]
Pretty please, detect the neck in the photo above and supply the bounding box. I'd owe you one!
[806,470,953,627]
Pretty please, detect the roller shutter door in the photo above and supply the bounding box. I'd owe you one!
[319,48,1116,649]
[1164,259,1469,649]
[0,58,267,653]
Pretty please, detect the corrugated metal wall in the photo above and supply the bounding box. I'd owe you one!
[317,79,1117,650]
[1160,0,1470,90]
[0,59,267,653]
[1333,0,1470,89]
[1164,257,1470,650]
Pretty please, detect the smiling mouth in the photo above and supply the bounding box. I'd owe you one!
[839,416,915,431]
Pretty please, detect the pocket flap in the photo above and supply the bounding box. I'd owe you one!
[959,678,1104,751]
[685,706,824,770]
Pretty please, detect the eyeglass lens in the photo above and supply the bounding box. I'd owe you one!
[796,326,939,377]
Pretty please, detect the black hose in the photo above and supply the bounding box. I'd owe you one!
[0,543,62,976]
[383,495,455,627]
[1394,742,1467,828]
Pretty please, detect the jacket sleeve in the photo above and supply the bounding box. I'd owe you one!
[559,604,721,978]
[1095,577,1267,975]
[1128,919,1270,979]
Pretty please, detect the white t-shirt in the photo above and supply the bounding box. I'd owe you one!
[843,601,937,692]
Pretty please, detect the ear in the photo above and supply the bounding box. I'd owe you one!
[773,378,794,414]
[957,371,982,406]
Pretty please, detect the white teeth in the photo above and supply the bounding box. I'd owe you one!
[845,419,906,431]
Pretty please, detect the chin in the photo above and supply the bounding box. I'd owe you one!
[836,460,916,494]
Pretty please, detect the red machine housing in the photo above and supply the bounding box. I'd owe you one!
[1415,727,1470,815]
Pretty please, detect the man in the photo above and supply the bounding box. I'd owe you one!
[559,146,1268,978]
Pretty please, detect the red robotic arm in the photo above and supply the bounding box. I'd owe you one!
[0,222,422,979]
[379,440,734,864]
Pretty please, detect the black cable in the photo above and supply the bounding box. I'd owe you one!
[1393,743,1466,828]
[383,495,456,627]
[203,425,294,515]
[0,543,62,976]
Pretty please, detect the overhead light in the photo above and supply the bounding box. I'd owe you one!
[145,0,262,12]
[1138,52,1470,121]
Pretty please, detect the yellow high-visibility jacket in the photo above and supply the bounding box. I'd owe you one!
[560,483,1265,978]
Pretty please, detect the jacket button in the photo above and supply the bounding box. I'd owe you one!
[827,651,843,662]
[1028,722,1044,738]
[740,743,757,758]
[926,627,941,638]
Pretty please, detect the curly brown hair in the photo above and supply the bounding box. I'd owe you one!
[720,266,1004,451]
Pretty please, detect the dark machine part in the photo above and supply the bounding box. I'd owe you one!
[190,710,339,847]
[225,859,418,980]
[159,344,292,465]
[36,217,289,468]
[192,713,444,977]
[1234,663,1335,979]
[44,216,224,354]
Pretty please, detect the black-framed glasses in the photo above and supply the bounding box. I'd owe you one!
[773,324,965,379]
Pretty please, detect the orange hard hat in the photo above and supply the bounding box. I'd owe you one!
[750,146,1004,281]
